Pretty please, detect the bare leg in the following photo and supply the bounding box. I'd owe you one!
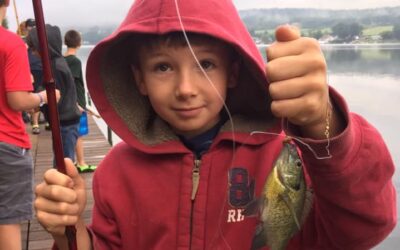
[75,136,96,172]
[31,111,40,134]
[76,137,86,166]
[31,111,39,126]
[0,224,22,250]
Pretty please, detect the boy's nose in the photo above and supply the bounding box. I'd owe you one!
[175,69,198,98]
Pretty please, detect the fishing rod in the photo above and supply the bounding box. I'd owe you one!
[31,0,77,249]
[12,0,21,35]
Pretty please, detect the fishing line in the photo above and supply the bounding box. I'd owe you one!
[250,130,332,160]
[173,0,331,248]
[173,0,237,159]
[248,0,333,161]
[174,1,235,249]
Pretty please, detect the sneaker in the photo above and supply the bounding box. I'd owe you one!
[76,164,97,173]
[88,164,97,171]
[32,125,40,134]
[45,122,51,131]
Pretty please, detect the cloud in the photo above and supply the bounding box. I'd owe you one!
[7,0,132,32]
[6,0,400,32]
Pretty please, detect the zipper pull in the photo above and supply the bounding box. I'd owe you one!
[191,159,201,200]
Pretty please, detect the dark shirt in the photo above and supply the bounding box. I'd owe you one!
[28,48,42,71]
[64,55,86,109]
[179,119,225,159]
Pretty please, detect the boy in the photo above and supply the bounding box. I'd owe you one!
[26,24,81,163]
[34,0,396,249]
[64,29,97,172]
[0,1,54,249]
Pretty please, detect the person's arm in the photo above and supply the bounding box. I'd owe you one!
[7,90,46,111]
[7,89,60,111]
[267,25,396,249]
[292,91,396,249]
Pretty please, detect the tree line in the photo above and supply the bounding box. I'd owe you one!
[248,21,400,44]
[309,22,400,43]
[242,7,400,44]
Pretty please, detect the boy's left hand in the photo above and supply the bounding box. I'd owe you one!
[266,25,332,138]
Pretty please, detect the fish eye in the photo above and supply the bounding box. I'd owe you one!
[295,159,302,167]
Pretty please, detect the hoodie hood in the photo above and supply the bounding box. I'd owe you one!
[27,24,62,59]
[87,0,277,151]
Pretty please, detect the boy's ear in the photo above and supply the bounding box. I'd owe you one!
[130,64,147,95]
[228,61,239,88]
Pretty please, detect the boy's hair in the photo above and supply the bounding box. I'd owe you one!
[25,18,36,28]
[64,29,82,48]
[0,0,10,7]
[18,21,28,36]
[130,32,237,67]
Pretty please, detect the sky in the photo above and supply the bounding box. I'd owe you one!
[5,0,400,32]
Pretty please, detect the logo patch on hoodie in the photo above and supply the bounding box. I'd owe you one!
[227,168,255,222]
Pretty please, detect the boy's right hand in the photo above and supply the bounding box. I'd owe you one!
[34,158,87,236]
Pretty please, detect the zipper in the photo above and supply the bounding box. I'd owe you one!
[190,158,201,249]
[191,159,201,200]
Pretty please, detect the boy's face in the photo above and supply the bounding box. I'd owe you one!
[133,41,237,138]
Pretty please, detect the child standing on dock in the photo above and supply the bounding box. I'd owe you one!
[0,0,54,248]
[34,0,396,249]
[64,29,97,173]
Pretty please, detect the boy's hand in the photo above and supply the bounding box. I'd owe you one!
[266,25,332,138]
[34,158,87,236]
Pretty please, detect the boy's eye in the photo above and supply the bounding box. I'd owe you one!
[199,60,215,71]
[155,63,171,72]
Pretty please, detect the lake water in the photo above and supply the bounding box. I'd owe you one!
[75,43,400,249]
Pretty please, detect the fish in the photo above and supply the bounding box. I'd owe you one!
[244,137,313,250]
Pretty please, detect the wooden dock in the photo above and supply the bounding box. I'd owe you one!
[21,115,112,250]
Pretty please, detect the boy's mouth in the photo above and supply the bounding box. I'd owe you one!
[173,107,203,118]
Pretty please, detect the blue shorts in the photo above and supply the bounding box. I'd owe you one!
[0,142,33,224]
[60,123,79,162]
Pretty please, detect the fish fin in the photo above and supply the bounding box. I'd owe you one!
[300,188,314,225]
[243,198,265,217]
[280,192,301,230]
[250,224,267,250]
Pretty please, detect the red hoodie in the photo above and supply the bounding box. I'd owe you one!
[86,0,396,249]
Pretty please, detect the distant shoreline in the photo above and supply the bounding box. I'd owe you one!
[257,42,400,47]
[81,43,400,48]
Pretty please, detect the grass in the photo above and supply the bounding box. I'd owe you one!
[363,26,393,36]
